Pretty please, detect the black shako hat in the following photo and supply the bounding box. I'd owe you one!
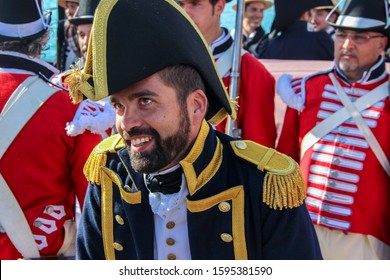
[65,0,235,124]
[327,0,389,34]
[0,0,50,41]
[69,0,100,26]
[274,0,325,32]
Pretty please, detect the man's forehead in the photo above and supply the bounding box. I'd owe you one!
[313,9,329,15]
[247,2,265,8]
[336,28,380,34]
[176,0,203,4]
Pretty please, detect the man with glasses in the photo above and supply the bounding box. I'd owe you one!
[276,0,390,259]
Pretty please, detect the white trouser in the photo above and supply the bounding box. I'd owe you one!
[314,225,390,260]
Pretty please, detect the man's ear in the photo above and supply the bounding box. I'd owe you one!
[214,0,226,17]
[379,36,388,52]
[188,89,208,123]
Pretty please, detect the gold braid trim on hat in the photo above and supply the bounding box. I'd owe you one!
[63,62,95,104]
[208,97,238,125]
[230,141,306,210]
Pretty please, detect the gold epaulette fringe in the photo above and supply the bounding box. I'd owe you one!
[83,148,107,186]
[263,161,306,210]
[230,140,306,210]
[83,134,124,185]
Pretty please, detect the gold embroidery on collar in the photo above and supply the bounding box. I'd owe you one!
[181,120,222,195]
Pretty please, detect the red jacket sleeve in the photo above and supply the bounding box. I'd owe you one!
[217,53,276,148]
[276,105,301,162]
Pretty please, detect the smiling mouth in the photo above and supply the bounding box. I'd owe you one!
[131,137,152,146]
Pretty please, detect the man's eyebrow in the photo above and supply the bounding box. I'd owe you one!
[110,90,158,103]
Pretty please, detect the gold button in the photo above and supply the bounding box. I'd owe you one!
[33,220,42,227]
[113,242,123,251]
[167,253,176,260]
[166,238,175,246]
[166,221,175,229]
[235,141,247,150]
[123,185,132,192]
[220,233,233,243]
[115,215,124,225]
[218,202,231,212]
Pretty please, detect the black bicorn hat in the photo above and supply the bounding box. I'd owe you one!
[327,0,389,33]
[69,0,100,26]
[0,0,50,41]
[273,0,326,32]
[65,0,235,124]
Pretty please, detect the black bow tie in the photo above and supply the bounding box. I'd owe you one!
[145,167,183,195]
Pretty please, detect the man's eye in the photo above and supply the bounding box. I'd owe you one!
[336,33,347,39]
[354,35,366,41]
[112,103,124,110]
[140,98,152,106]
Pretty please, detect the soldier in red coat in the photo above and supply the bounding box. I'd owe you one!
[0,0,103,259]
[177,0,276,148]
[276,0,390,259]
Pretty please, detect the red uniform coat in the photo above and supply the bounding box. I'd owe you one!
[213,29,276,148]
[277,61,390,246]
[0,51,103,259]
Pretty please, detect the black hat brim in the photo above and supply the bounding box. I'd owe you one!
[0,28,47,42]
[68,16,94,26]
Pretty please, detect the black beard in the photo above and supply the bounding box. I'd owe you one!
[125,109,191,174]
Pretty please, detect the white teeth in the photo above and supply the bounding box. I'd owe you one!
[131,137,151,145]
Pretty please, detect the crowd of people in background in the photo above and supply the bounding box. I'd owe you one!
[0,0,389,260]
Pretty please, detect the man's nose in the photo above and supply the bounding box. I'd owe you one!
[342,34,356,49]
[120,107,143,132]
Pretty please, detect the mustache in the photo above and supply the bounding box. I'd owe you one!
[123,127,159,139]
[340,50,355,57]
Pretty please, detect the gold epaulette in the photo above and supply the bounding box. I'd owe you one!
[230,140,306,210]
[84,134,125,185]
